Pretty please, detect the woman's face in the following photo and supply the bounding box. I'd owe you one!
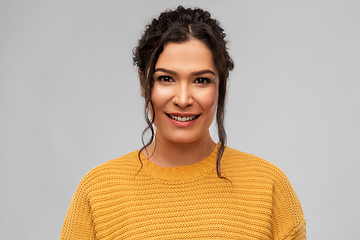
[151,39,219,144]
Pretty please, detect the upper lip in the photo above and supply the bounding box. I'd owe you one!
[166,112,200,117]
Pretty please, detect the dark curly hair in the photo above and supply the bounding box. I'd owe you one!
[133,6,234,179]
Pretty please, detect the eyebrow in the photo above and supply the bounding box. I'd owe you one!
[154,68,216,76]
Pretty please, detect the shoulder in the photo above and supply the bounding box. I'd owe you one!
[223,147,285,178]
[223,147,306,237]
[77,150,140,191]
[222,147,295,192]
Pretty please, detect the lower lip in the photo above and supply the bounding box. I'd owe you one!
[167,115,199,127]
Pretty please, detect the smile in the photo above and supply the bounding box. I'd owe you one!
[166,113,200,122]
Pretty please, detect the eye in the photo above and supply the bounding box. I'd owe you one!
[194,77,210,84]
[157,76,173,83]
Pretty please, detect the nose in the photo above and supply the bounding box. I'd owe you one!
[173,82,192,108]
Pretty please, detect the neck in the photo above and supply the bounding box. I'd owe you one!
[144,132,216,167]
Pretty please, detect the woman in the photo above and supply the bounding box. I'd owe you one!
[61,6,306,240]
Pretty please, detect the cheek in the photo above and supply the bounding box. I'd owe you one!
[151,84,172,110]
[197,87,218,113]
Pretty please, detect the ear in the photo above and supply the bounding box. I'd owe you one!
[138,70,145,98]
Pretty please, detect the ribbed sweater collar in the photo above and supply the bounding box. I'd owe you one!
[137,144,220,182]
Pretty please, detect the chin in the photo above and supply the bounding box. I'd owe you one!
[166,132,208,145]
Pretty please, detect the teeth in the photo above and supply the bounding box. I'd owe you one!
[170,115,197,122]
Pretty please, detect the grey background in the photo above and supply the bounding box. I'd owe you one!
[1,0,359,239]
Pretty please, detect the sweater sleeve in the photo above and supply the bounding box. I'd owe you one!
[271,168,306,240]
[60,179,96,240]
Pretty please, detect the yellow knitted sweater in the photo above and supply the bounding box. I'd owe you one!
[61,146,306,239]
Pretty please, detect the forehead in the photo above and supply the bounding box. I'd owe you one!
[155,39,215,73]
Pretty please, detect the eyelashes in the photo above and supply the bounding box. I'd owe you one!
[156,75,211,85]
[194,77,210,84]
[157,76,173,83]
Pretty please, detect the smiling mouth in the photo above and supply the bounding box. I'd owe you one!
[166,113,200,122]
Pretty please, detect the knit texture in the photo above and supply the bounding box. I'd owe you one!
[60,146,306,239]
